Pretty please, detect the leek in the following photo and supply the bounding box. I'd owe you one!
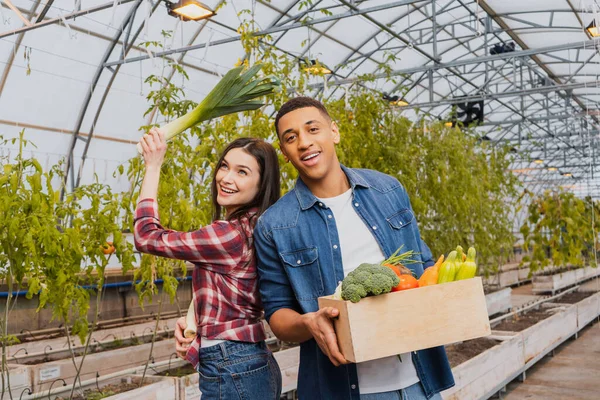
[184,299,196,339]
[137,64,280,153]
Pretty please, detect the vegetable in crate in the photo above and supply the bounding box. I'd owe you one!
[456,247,477,280]
[137,64,280,153]
[341,263,400,303]
[393,274,419,291]
[417,255,443,287]
[437,250,458,283]
[183,299,197,338]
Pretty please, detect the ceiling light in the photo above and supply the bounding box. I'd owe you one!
[547,167,558,171]
[391,99,409,107]
[562,172,573,177]
[587,20,600,37]
[533,158,544,164]
[489,41,516,55]
[301,59,331,75]
[382,93,408,107]
[167,0,215,21]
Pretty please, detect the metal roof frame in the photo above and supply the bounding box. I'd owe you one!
[4,0,600,196]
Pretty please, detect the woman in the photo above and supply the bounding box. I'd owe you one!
[134,128,282,399]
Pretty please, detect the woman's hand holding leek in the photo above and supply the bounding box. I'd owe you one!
[138,127,167,202]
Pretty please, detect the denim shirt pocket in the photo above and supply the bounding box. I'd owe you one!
[279,247,324,301]
[386,208,414,229]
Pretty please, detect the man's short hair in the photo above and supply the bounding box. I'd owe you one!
[275,97,331,137]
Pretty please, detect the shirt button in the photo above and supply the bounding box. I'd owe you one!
[399,222,403,226]
[354,203,359,207]
[319,202,324,207]
[372,226,377,230]
[351,384,357,390]
[333,245,338,249]
[328,215,332,219]
[297,260,301,265]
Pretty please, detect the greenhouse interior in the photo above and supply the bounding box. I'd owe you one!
[2,0,600,399]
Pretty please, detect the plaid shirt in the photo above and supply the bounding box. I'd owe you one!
[134,199,266,369]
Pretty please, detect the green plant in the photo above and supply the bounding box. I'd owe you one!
[0,131,135,399]
[520,190,600,273]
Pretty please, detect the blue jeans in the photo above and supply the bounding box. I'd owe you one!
[360,382,443,400]
[197,340,282,400]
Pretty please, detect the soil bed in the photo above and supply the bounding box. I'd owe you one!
[444,337,499,368]
[156,364,196,377]
[554,291,597,304]
[492,309,553,332]
[56,377,153,400]
[535,266,580,276]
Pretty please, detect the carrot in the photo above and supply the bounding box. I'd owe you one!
[432,254,444,272]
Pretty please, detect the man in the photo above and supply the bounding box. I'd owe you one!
[254,97,454,399]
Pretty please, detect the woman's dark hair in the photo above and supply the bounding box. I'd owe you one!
[211,137,280,224]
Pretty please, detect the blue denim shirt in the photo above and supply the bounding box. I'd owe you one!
[255,166,455,399]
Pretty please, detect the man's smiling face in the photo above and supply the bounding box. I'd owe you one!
[277,106,340,184]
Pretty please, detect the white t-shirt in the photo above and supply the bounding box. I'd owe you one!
[318,189,420,394]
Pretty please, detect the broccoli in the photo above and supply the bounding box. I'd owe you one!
[341,264,400,302]
[341,283,367,303]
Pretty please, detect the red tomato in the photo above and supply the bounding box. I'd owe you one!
[392,274,419,292]
[101,242,115,255]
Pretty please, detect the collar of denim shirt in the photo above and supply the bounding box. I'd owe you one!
[294,164,371,211]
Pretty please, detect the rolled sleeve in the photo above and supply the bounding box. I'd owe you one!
[254,218,301,322]
[133,198,245,273]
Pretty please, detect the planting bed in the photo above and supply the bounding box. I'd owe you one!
[484,263,535,288]
[442,334,524,400]
[50,375,177,400]
[7,316,180,364]
[444,337,500,368]
[56,377,153,400]
[492,308,555,332]
[555,290,596,304]
[532,266,600,294]
[484,287,512,316]
[156,364,196,377]
[19,334,175,393]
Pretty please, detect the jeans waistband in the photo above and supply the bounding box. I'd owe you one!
[199,340,267,361]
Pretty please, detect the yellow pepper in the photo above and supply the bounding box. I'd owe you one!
[438,251,458,283]
[456,247,477,280]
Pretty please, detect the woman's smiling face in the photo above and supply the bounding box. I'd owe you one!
[215,147,261,216]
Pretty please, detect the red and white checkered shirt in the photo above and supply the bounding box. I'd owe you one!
[134,198,266,369]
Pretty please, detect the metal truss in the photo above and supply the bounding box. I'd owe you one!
[6,0,600,195]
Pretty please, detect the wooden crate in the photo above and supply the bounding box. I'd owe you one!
[318,278,491,363]
[532,266,600,294]
[29,339,175,392]
[175,373,201,400]
[521,304,577,367]
[104,376,177,400]
[485,288,512,316]
[442,334,524,400]
[517,267,531,282]
[576,292,600,329]
[274,347,300,394]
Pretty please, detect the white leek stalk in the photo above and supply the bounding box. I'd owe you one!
[184,299,196,338]
[137,63,280,153]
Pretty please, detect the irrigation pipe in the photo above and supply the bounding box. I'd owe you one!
[13,310,181,341]
[0,277,192,298]
[10,326,174,362]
